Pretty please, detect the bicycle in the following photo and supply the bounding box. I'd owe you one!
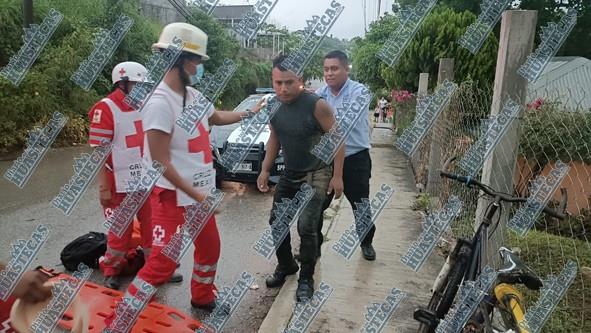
[413,156,568,333]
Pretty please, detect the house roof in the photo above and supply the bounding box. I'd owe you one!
[212,5,253,19]
[527,56,591,111]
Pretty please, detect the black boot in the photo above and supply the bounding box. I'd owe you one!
[168,270,183,283]
[361,244,376,261]
[265,262,299,288]
[296,278,315,302]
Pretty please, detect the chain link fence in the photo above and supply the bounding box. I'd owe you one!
[396,79,591,332]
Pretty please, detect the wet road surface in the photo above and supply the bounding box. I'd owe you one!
[0,146,284,332]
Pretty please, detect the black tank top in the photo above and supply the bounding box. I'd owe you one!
[270,91,327,172]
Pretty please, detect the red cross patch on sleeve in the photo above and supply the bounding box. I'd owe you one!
[92,109,103,124]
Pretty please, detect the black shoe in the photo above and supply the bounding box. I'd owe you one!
[361,244,376,261]
[103,276,121,290]
[191,299,231,315]
[168,271,183,283]
[265,263,299,288]
[296,279,314,302]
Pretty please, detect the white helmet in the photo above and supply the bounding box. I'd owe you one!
[111,62,148,85]
[152,22,210,61]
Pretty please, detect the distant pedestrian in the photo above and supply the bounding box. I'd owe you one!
[373,106,380,123]
[379,97,387,122]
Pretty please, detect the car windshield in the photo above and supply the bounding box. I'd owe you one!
[233,95,263,112]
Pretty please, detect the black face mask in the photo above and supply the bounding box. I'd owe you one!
[122,81,131,95]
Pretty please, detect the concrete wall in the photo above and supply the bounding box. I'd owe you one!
[140,0,185,26]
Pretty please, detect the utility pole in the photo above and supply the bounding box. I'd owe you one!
[23,0,33,28]
[377,0,381,18]
[363,0,368,33]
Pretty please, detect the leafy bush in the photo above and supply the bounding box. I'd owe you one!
[519,103,591,166]
[411,193,431,212]
[0,0,274,153]
[394,97,417,136]
[0,0,159,153]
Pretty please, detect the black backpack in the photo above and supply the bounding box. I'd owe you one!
[60,232,107,271]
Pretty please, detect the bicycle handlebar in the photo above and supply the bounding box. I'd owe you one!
[440,157,568,220]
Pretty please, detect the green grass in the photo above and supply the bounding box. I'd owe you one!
[507,230,591,333]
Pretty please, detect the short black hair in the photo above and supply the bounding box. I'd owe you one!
[272,54,305,81]
[176,51,201,66]
[272,54,288,71]
[324,50,349,68]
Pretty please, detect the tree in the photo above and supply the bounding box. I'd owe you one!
[351,8,498,92]
[517,0,590,60]
[397,0,591,59]
[351,13,399,91]
[395,0,482,14]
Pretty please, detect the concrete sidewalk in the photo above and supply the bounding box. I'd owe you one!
[259,128,444,332]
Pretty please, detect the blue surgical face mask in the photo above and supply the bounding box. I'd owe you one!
[189,64,205,85]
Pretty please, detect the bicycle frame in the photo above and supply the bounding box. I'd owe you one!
[464,196,501,282]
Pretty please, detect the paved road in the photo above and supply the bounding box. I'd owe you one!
[0,146,282,332]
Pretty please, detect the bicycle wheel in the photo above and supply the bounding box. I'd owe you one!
[435,244,471,318]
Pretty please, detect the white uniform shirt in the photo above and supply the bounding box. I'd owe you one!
[142,82,215,206]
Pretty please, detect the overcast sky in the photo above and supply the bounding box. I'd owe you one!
[219,0,397,40]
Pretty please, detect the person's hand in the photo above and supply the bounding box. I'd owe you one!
[99,187,112,207]
[12,270,53,303]
[250,98,268,115]
[191,189,207,203]
[191,190,222,214]
[327,176,344,199]
[257,171,270,192]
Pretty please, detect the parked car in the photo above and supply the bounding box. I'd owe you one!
[210,89,285,187]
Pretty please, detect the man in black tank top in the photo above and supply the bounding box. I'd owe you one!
[257,55,344,302]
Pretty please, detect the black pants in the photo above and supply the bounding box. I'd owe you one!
[269,166,332,279]
[318,149,374,249]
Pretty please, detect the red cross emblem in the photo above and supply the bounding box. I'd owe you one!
[188,122,213,164]
[125,120,144,155]
[119,68,126,76]
[153,225,165,243]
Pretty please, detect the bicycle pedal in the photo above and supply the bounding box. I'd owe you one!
[414,307,439,328]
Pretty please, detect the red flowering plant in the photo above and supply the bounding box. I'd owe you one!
[392,89,414,103]
[391,89,417,135]
[526,97,544,110]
